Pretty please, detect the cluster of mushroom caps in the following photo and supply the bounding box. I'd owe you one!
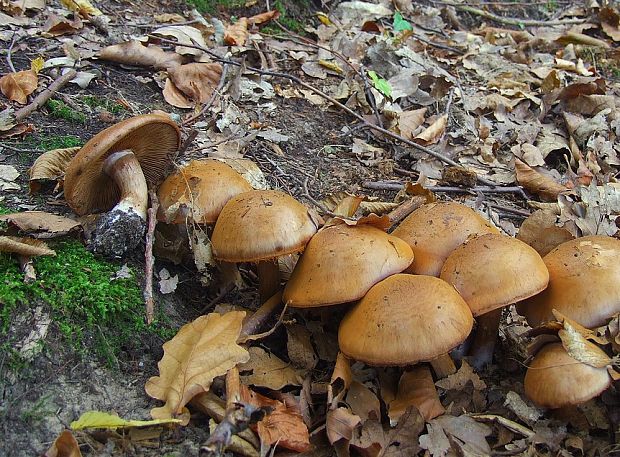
[63,114,619,411]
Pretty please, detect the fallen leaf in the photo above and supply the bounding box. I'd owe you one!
[99,40,183,70]
[70,410,182,429]
[516,210,574,256]
[0,211,80,238]
[43,12,83,36]
[29,146,80,193]
[163,78,193,108]
[414,114,447,145]
[435,360,486,391]
[559,321,614,368]
[0,164,20,190]
[167,62,223,104]
[346,380,381,423]
[239,346,303,390]
[224,17,249,46]
[44,430,82,457]
[326,406,360,444]
[389,366,444,424]
[145,311,249,424]
[420,415,492,456]
[158,267,178,294]
[0,70,38,104]
[248,10,280,25]
[286,323,318,370]
[60,0,102,17]
[503,391,542,426]
[328,352,352,408]
[557,183,620,237]
[515,158,568,201]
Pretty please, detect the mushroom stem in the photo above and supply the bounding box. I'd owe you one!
[257,260,280,302]
[468,308,502,369]
[90,150,149,257]
[430,353,457,379]
[103,150,149,219]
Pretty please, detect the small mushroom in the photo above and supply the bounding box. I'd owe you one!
[339,274,473,378]
[517,235,620,329]
[440,233,549,369]
[524,342,612,408]
[63,113,180,258]
[211,189,319,300]
[283,223,414,308]
[391,202,499,276]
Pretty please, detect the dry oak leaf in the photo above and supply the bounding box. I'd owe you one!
[389,366,444,424]
[145,311,249,424]
[515,158,568,202]
[0,70,38,104]
[0,211,80,238]
[163,78,193,109]
[414,114,447,146]
[167,62,223,104]
[224,17,249,46]
[326,406,361,445]
[29,146,80,193]
[44,430,82,457]
[239,346,303,390]
[98,41,184,71]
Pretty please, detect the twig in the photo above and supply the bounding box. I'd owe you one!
[362,181,527,196]
[177,129,199,157]
[486,202,531,217]
[148,36,499,187]
[387,196,426,227]
[14,69,77,122]
[239,290,283,340]
[6,31,17,73]
[301,177,337,217]
[469,414,535,438]
[438,0,585,26]
[144,190,159,324]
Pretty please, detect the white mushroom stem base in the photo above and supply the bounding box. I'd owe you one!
[257,260,280,302]
[468,308,502,370]
[90,150,148,258]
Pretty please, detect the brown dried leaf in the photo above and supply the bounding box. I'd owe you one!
[239,346,303,390]
[43,12,83,36]
[552,309,609,345]
[600,7,620,41]
[333,195,364,218]
[326,406,360,444]
[145,311,249,424]
[420,415,492,456]
[168,62,223,104]
[345,380,381,423]
[248,10,280,25]
[398,108,426,139]
[162,79,193,109]
[44,430,82,457]
[0,70,38,104]
[435,360,486,391]
[414,114,447,145]
[359,200,399,215]
[328,352,352,408]
[516,209,574,257]
[0,211,80,238]
[389,366,444,424]
[224,17,249,46]
[286,323,318,370]
[98,40,183,70]
[558,321,614,368]
[515,158,568,201]
[29,146,80,193]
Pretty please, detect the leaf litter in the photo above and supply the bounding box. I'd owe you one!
[2,0,620,455]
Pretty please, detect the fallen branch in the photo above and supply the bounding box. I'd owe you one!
[150,36,498,187]
[144,190,159,324]
[438,0,585,26]
[362,180,527,197]
[386,196,426,227]
[15,69,77,122]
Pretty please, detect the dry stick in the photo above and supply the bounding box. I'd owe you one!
[14,69,77,122]
[386,196,426,227]
[438,0,585,26]
[150,36,499,187]
[6,32,17,73]
[363,181,527,196]
[144,190,159,324]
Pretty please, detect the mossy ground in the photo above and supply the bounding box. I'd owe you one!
[0,239,176,370]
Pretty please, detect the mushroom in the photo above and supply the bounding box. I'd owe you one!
[283,223,414,308]
[517,235,620,329]
[524,342,612,408]
[339,274,474,378]
[391,202,499,276]
[63,113,180,258]
[440,233,549,369]
[0,235,56,282]
[211,189,319,300]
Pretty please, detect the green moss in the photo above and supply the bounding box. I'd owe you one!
[45,99,86,124]
[186,0,245,13]
[262,0,307,35]
[0,240,175,367]
[36,135,83,150]
[82,95,125,114]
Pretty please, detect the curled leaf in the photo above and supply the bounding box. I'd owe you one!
[167,62,223,104]
[515,158,568,201]
[29,146,80,193]
[558,321,613,369]
[0,70,38,104]
[98,41,183,70]
[44,430,82,457]
[224,17,249,46]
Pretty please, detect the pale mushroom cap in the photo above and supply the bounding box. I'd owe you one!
[211,190,319,262]
[524,343,611,409]
[283,224,414,308]
[157,160,252,224]
[0,236,56,257]
[391,202,499,276]
[440,234,549,316]
[64,113,180,215]
[517,236,620,328]
[338,274,474,366]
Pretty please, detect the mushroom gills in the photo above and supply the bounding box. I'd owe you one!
[90,150,149,258]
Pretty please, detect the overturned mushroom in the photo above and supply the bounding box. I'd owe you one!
[64,113,180,258]
[0,235,56,282]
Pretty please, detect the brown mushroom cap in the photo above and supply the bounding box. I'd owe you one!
[157,159,253,225]
[524,342,611,408]
[283,224,414,308]
[338,274,474,366]
[392,202,499,276]
[517,235,620,328]
[0,236,56,256]
[64,113,180,215]
[440,233,549,316]
[211,189,319,262]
